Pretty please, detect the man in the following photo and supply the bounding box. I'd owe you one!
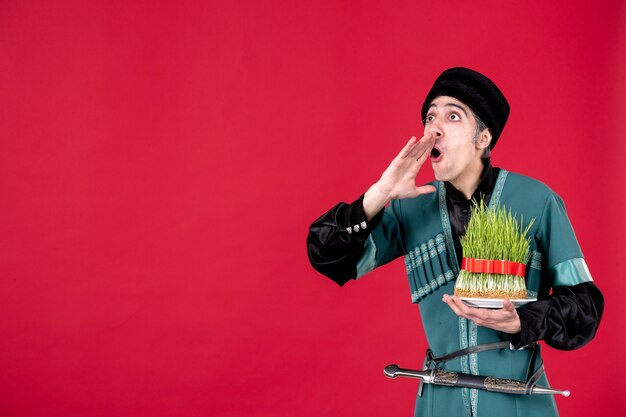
[307,67,603,417]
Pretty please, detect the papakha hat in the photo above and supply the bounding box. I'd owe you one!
[421,67,510,149]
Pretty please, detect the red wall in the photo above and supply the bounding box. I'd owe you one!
[1,1,625,416]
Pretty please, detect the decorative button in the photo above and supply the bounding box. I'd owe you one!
[353,224,360,233]
[346,226,353,234]
[360,221,367,230]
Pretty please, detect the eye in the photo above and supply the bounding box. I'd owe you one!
[425,114,435,123]
[450,113,461,121]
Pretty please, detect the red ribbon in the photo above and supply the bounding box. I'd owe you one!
[461,258,526,277]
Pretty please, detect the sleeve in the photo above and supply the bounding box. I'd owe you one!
[509,193,604,350]
[306,194,383,286]
[306,195,405,286]
[510,282,604,350]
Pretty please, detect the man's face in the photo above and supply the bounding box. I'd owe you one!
[424,96,484,186]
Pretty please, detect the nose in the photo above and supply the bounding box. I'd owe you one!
[426,116,444,138]
[428,125,443,138]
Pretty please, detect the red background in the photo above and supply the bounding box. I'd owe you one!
[1,1,625,416]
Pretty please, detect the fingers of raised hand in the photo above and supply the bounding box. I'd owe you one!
[414,185,436,196]
[398,136,419,159]
[408,132,435,159]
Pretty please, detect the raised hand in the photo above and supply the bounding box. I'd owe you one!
[363,132,436,220]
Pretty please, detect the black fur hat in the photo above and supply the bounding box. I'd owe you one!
[421,67,510,149]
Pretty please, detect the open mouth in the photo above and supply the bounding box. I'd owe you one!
[430,147,442,161]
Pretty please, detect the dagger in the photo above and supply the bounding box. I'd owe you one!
[384,364,570,397]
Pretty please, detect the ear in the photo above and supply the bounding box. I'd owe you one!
[476,128,492,150]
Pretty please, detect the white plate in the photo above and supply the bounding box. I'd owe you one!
[459,297,537,309]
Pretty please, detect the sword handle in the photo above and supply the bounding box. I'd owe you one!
[384,364,429,381]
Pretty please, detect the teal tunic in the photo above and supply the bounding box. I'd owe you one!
[356,170,593,417]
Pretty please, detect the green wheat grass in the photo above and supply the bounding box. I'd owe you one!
[454,201,534,299]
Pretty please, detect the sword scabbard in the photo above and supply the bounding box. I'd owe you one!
[385,365,570,397]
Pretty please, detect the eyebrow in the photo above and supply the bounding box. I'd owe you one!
[428,102,469,116]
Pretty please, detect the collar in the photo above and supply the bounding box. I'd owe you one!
[444,161,497,204]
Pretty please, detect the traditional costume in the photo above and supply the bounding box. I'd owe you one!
[306,68,603,417]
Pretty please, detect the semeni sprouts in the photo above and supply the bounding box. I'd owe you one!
[454,201,535,299]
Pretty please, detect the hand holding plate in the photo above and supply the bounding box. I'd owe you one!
[442,294,522,334]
